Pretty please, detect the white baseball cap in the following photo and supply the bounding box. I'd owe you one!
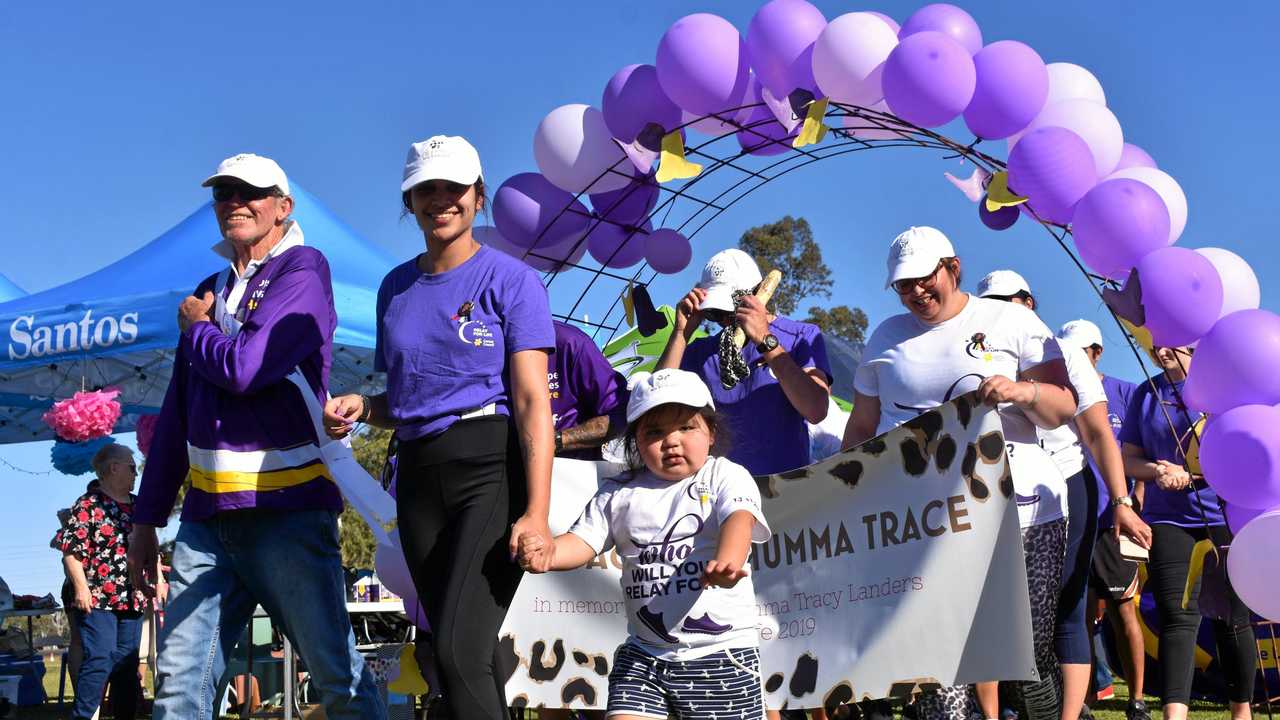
[977,269,1031,298]
[885,226,956,289]
[626,369,715,423]
[1058,319,1104,349]
[402,135,483,192]
[697,249,763,313]
[202,153,290,195]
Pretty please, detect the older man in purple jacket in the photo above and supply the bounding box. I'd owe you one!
[127,154,381,719]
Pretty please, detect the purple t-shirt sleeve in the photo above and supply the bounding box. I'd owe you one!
[572,337,628,419]
[796,325,833,383]
[134,360,190,527]
[374,272,391,373]
[1117,384,1147,448]
[498,265,555,354]
[182,251,334,395]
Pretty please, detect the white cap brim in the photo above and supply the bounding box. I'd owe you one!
[699,284,737,313]
[885,255,945,289]
[400,166,482,193]
[201,171,284,192]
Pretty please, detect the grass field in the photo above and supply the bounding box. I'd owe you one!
[22,673,1249,720]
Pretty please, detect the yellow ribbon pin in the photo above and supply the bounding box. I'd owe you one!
[793,97,830,148]
[984,171,1029,213]
[656,131,702,184]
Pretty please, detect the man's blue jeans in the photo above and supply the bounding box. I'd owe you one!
[152,510,383,719]
[74,609,143,720]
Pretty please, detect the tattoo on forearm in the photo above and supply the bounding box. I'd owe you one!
[560,415,614,451]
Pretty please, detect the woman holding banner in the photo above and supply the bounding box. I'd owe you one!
[843,227,1078,720]
[325,135,556,719]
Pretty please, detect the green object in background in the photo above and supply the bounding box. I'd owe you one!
[603,306,707,379]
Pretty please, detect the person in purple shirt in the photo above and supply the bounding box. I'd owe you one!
[1119,345,1255,720]
[657,248,832,477]
[127,154,382,719]
[550,320,629,461]
[324,135,555,720]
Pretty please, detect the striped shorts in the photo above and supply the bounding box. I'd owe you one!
[607,643,764,719]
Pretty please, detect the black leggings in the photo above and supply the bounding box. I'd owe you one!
[397,416,527,720]
[1147,523,1256,705]
[1056,467,1099,664]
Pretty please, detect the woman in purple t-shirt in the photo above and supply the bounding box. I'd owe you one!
[1118,346,1255,720]
[325,135,556,719]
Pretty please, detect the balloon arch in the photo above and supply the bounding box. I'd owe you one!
[477,0,1280,642]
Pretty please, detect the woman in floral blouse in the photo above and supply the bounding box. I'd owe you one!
[57,444,144,720]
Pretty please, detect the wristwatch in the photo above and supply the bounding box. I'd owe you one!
[1110,496,1134,509]
[756,333,780,354]
[554,430,564,453]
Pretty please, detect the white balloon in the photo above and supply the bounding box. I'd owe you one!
[1045,62,1106,106]
[811,12,898,106]
[533,104,631,194]
[1226,508,1280,621]
[1106,166,1188,244]
[1008,99,1123,178]
[1196,248,1260,317]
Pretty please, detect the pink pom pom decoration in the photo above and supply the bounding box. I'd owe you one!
[42,388,123,442]
[135,414,159,458]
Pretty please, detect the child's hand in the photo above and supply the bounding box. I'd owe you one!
[517,531,554,573]
[701,558,748,588]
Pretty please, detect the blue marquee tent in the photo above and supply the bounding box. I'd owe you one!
[0,274,25,304]
[0,185,394,443]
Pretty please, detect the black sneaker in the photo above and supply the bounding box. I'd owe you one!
[1079,703,1096,720]
[1126,699,1151,720]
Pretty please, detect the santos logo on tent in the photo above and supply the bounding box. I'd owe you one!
[8,310,141,360]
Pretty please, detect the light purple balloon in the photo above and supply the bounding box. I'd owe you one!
[1133,247,1223,348]
[602,64,683,144]
[882,31,976,128]
[533,104,630,194]
[1006,126,1097,224]
[1018,99,1124,178]
[1072,179,1171,280]
[645,228,693,274]
[868,11,900,34]
[1197,248,1260,319]
[492,173,590,249]
[1184,309,1280,414]
[1115,143,1158,172]
[899,3,983,55]
[1201,405,1280,510]
[811,12,898,106]
[1225,502,1265,535]
[1226,507,1280,621]
[374,542,414,598]
[588,221,650,269]
[746,0,827,98]
[657,14,751,116]
[963,41,1048,140]
[737,102,798,155]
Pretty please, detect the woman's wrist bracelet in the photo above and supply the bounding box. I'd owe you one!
[1026,380,1040,407]
[358,395,372,423]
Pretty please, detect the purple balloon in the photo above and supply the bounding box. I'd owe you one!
[868,11,900,34]
[1072,179,1172,279]
[657,14,751,116]
[899,3,983,55]
[979,199,1019,230]
[736,103,799,156]
[1225,503,1265,535]
[964,41,1048,140]
[492,173,590,249]
[526,231,588,273]
[882,31,976,128]
[1133,247,1223,348]
[587,221,650,269]
[602,64,683,144]
[645,228,693,274]
[1185,309,1280,414]
[1006,126,1097,224]
[1115,143,1158,172]
[746,0,827,98]
[1200,405,1280,510]
[589,171,659,226]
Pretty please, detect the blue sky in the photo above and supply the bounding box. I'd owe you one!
[2,1,1277,597]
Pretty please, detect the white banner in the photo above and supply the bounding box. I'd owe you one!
[499,394,1035,712]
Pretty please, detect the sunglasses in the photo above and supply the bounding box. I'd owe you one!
[892,260,947,295]
[212,183,280,203]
